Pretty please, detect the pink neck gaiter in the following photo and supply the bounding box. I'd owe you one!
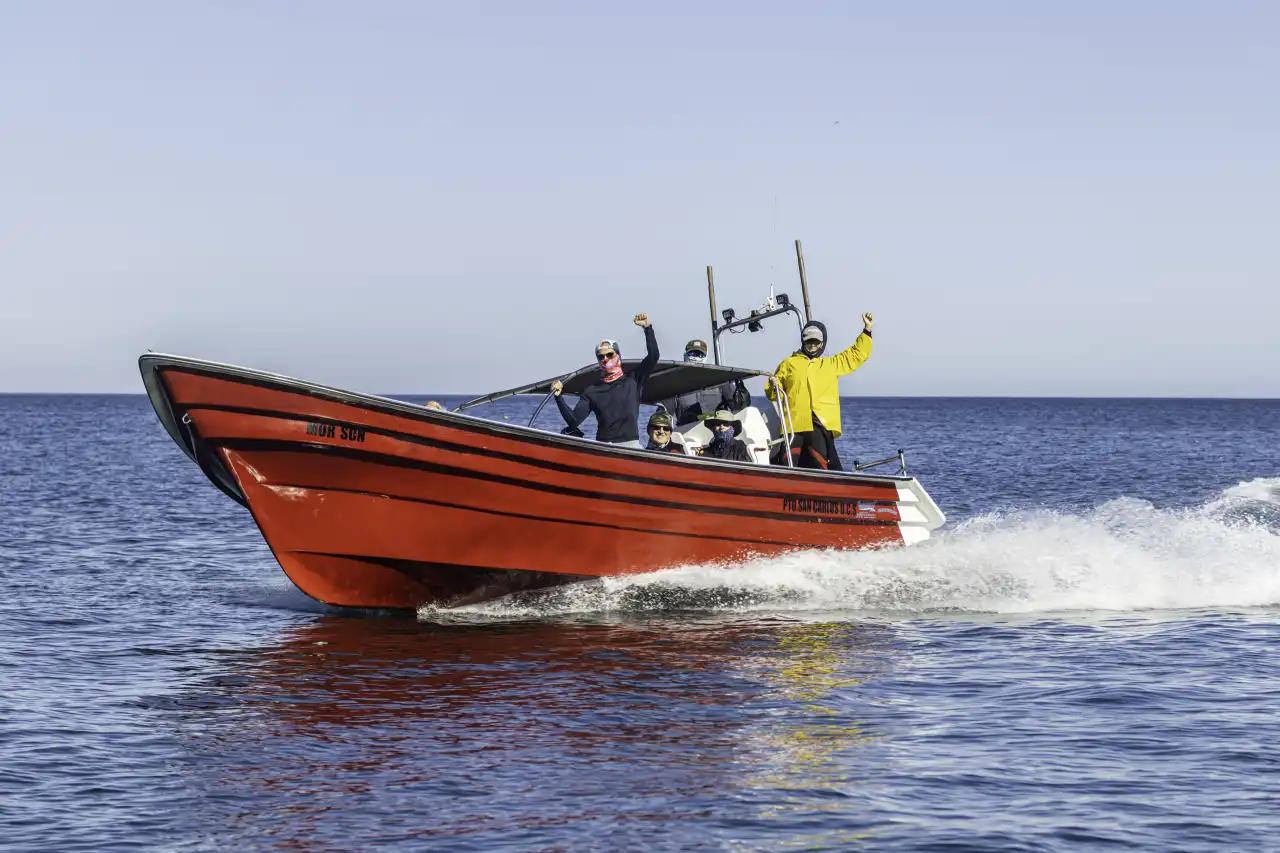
[600,355,623,382]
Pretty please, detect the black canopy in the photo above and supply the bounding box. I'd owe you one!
[456,360,768,411]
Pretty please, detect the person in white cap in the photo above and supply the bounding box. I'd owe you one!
[764,314,874,470]
[551,313,659,448]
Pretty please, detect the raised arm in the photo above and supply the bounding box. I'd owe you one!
[632,313,660,387]
[829,313,875,376]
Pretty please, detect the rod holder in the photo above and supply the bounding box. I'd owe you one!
[853,449,908,476]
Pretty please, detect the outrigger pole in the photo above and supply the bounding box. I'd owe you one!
[794,239,813,323]
[707,265,721,365]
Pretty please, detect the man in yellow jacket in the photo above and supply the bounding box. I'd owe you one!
[764,312,874,470]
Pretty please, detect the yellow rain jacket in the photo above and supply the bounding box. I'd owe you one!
[765,332,872,437]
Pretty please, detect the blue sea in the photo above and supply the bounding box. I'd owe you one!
[2,394,1278,852]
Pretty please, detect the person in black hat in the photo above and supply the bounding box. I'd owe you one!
[695,408,753,463]
[659,339,750,426]
[644,410,686,454]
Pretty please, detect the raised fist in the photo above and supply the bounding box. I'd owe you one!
[862,312,874,332]
[633,313,651,328]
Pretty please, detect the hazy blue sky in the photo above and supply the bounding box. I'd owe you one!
[2,2,1277,395]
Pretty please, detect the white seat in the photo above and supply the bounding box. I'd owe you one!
[734,407,774,465]
[667,431,694,456]
[675,406,772,465]
[676,420,711,455]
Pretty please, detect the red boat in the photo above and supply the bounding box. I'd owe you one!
[140,353,945,611]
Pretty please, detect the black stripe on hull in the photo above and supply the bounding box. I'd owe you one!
[273,483,881,550]
[221,438,901,529]
[157,363,908,486]
[189,403,902,503]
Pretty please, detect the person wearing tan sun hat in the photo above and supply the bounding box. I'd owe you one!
[695,408,752,463]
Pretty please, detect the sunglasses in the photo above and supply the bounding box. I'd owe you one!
[650,426,670,434]
[597,352,617,362]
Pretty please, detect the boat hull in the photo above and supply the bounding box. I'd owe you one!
[142,355,945,609]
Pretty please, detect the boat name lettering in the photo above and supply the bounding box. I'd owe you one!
[781,497,892,520]
[305,422,366,442]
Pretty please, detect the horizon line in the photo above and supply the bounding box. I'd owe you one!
[2,392,1278,402]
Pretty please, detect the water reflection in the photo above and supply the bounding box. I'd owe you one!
[729,621,899,850]
[168,614,906,851]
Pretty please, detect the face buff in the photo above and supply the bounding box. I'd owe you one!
[599,352,623,382]
[711,424,734,444]
[594,339,623,382]
[800,321,827,358]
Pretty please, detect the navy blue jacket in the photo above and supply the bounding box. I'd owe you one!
[555,326,660,443]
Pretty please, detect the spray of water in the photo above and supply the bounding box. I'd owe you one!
[438,478,1280,618]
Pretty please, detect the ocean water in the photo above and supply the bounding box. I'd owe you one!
[1,393,1278,852]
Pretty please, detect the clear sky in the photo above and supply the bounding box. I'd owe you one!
[2,2,1277,395]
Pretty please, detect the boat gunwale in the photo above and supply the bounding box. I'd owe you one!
[187,403,911,506]
[139,352,915,486]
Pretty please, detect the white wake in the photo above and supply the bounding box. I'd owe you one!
[434,477,1280,618]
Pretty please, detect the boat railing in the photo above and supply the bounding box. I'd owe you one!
[766,382,797,468]
[527,378,569,428]
[853,449,908,476]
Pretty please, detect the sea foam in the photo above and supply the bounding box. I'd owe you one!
[439,477,1280,618]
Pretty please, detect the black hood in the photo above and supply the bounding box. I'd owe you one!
[798,320,828,359]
